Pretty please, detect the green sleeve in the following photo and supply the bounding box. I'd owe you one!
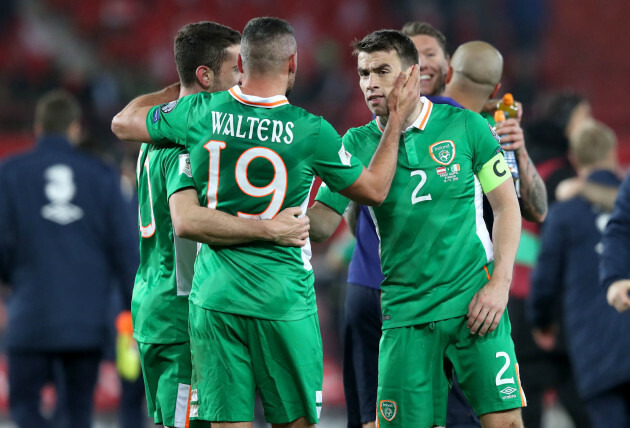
[466,110,503,173]
[146,96,193,146]
[312,118,364,192]
[314,182,351,215]
[161,146,197,200]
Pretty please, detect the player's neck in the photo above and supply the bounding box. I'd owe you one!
[240,75,289,98]
[380,99,424,130]
[443,85,484,113]
[179,83,203,99]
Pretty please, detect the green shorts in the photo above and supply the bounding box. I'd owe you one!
[137,341,204,428]
[188,303,323,424]
[376,313,526,427]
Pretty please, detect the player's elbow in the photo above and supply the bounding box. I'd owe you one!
[171,213,195,241]
[111,113,128,141]
[361,189,387,206]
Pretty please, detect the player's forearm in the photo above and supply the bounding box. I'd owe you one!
[112,83,180,142]
[491,203,521,286]
[174,204,270,246]
[517,149,547,223]
[362,116,405,204]
[343,202,360,237]
[307,202,343,242]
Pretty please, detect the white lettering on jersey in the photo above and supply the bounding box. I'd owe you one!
[213,112,295,145]
[271,120,283,143]
[211,112,227,134]
[222,114,235,137]
[284,122,294,144]
[258,119,270,141]
[247,117,260,139]
[236,115,247,138]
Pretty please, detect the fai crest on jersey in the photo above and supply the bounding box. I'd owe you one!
[429,140,456,165]
[160,100,178,114]
[379,400,397,421]
[179,153,192,178]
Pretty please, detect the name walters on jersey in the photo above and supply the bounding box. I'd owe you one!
[211,112,295,145]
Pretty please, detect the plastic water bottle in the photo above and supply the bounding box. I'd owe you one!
[496,93,519,119]
[494,110,520,196]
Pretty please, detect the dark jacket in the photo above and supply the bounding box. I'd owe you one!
[600,171,630,289]
[528,170,630,399]
[0,135,137,351]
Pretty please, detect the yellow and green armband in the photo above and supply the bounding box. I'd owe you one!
[478,153,511,194]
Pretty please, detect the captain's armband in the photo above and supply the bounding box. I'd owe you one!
[478,153,511,194]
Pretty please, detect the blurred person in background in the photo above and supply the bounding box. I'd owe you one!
[529,120,630,427]
[0,90,137,428]
[512,91,600,428]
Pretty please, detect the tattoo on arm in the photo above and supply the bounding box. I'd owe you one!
[521,157,548,221]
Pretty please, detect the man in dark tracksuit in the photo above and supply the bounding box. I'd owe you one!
[530,120,630,427]
[0,90,137,428]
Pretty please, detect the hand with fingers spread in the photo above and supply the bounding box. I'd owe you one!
[607,279,630,313]
[267,207,310,247]
[387,64,421,123]
[466,277,510,336]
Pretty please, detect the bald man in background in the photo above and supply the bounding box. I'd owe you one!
[443,41,547,224]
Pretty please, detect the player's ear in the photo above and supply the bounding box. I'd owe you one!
[445,65,453,84]
[288,53,297,74]
[195,65,213,90]
[237,54,244,74]
[490,82,502,99]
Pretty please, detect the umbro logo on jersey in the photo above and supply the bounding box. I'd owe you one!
[500,386,517,395]
[500,386,517,400]
[380,400,397,421]
[429,140,456,166]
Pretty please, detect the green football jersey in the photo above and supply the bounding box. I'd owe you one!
[133,143,197,343]
[146,86,364,321]
[316,99,508,328]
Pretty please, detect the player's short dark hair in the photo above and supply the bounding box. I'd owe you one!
[241,17,297,73]
[401,22,448,57]
[174,21,241,86]
[353,30,419,69]
[35,90,81,134]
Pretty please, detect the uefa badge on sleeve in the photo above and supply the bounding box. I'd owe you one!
[379,400,397,422]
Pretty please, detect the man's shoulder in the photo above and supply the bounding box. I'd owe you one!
[345,120,379,140]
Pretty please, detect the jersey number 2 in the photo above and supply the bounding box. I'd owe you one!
[496,352,515,386]
[411,170,432,204]
[204,140,287,219]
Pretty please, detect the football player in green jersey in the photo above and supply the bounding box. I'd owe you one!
[112,17,420,428]
[131,22,311,428]
[311,30,525,427]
